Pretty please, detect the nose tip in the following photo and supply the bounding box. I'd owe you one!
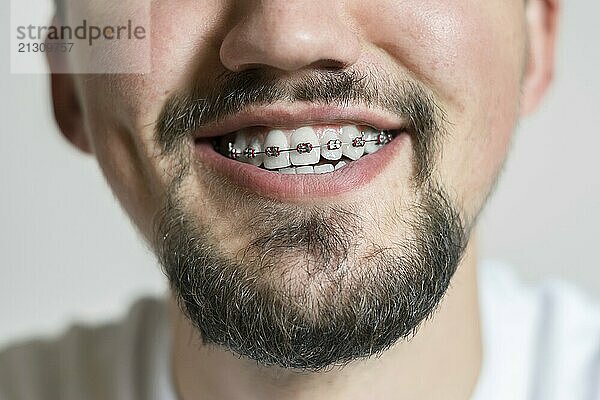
[219,2,361,73]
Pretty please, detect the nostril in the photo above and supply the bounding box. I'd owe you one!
[219,4,361,74]
[311,59,349,71]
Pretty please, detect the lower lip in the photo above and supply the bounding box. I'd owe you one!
[193,132,409,201]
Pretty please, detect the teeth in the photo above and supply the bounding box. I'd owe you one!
[320,128,343,161]
[263,130,291,170]
[218,125,395,172]
[278,167,296,174]
[314,164,335,174]
[295,165,315,174]
[233,132,248,160]
[364,128,383,154]
[334,160,347,171]
[341,125,365,161]
[290,127,320,166]
[245,136,264,167]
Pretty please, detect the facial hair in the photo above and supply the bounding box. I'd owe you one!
[153,68,469,372]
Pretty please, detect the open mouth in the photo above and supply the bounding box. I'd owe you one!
[202,125,403,175]
[190,105,410,199]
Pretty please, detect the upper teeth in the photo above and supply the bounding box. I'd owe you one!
[289,127,320,167]
[321,128,343,160]
[263,130,290,169]
[341,125,365,161]
[218,125,393,171]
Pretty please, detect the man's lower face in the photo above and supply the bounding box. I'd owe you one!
[151,70,471,371]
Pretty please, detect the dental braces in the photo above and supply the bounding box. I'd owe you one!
[227,131,393,160]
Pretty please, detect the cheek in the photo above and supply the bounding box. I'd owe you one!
[78,89,161,237]
[361,0,524,104]
[360,0,525,215]
[150,0,228,91]
[73,2,228,238]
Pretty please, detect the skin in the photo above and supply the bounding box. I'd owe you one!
[48,0,559,399]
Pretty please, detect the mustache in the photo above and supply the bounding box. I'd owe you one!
[155,68,447,183]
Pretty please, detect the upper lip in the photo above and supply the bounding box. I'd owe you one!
[191,102,407,139]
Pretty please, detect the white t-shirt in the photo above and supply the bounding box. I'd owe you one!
[1,260,599,400]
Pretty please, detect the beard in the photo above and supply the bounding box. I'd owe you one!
[155,178,467,372]
[153,68,469,372]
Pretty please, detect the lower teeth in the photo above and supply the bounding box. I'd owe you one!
[213,129,396,175]
[276,160,348,175]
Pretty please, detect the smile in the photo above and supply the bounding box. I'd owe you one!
[212,125,398,175]
[191,105,411,200]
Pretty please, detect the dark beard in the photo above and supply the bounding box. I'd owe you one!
[154,179,467,371]
[153,67,468,371]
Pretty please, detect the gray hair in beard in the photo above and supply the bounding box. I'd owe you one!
[153,68,468,371]
[155,68,445,185]
[155,178,466,371]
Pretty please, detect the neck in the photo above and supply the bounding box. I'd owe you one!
[169,236,482,400]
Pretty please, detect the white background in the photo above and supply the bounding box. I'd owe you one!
[1,1,599,348]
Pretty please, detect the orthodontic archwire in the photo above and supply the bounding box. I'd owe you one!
[225,131,393,160]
